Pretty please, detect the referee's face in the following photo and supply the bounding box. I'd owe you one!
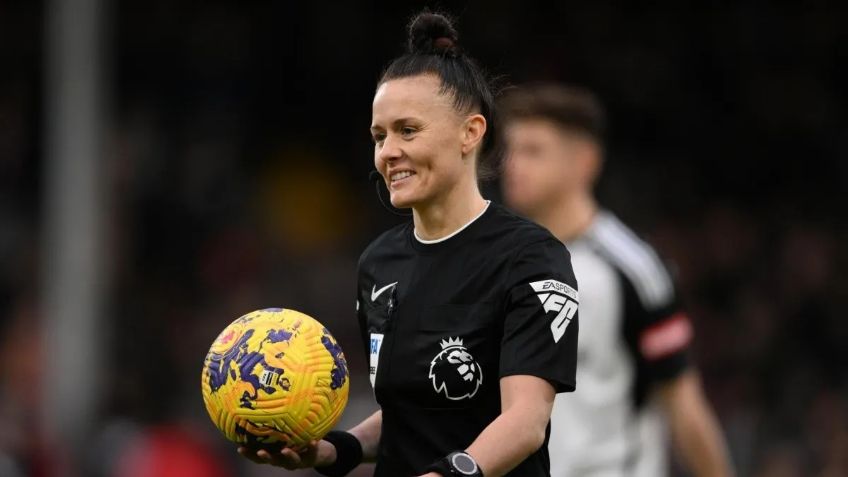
[502,119,584,215]
[371,74,471,209]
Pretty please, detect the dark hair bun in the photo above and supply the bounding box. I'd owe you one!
[408,12,459,56]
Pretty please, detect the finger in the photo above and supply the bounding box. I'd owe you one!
[237,447,266,465]
[256,449,274,462]
[277,448,303,470]
[280,447,302,462]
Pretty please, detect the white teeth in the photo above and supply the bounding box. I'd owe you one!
[391,171,415,181]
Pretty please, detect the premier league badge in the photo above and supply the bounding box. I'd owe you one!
[428,337,483,400]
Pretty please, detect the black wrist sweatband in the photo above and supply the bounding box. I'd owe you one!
[315,430,363,477]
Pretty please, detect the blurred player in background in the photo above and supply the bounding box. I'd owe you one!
[499,84,734,477]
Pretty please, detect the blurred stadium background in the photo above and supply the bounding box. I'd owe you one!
[1,1,846,476]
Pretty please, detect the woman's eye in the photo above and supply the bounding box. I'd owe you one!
[372,133,386,143]
[401,127,416,137]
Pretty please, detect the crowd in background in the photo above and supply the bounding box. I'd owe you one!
[1,1,846,476]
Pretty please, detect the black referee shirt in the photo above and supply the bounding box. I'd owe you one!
[356,202,579,476]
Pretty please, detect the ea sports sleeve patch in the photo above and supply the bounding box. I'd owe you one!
[500,239,579,393]
[528,279,579,343]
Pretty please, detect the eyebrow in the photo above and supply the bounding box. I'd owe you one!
[370,117,420,131]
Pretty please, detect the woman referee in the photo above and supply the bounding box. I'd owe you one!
[239,11,580,477]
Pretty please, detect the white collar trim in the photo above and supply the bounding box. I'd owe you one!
[414,201,492,244]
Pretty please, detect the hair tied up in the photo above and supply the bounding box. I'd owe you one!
[381,9,501,181]
[433,37,455,51]
[408,12,460,57]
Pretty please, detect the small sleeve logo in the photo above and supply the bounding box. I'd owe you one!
[530,279,578,343]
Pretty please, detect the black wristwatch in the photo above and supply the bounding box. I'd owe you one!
[427,451,484,476]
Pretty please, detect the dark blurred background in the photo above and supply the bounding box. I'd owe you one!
[1,1,846,476]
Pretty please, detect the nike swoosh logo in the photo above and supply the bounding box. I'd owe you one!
[371,282,398,302]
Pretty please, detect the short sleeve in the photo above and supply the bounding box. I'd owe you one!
[621,273,692,383]
[500,238,579,393]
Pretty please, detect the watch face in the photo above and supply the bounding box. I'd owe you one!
[450,453,479,475]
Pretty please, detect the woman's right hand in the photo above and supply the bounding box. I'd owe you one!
[237,440,336,470]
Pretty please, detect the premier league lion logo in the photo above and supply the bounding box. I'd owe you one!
[428,337,483,400]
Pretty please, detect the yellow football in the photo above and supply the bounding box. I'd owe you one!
[201,308,349,450]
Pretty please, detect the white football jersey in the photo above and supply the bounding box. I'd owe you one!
[549,211,693,477]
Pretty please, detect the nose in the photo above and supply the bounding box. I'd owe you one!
[377,134,403,164]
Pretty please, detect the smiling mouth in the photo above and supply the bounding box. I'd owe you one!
[390,170,416,183]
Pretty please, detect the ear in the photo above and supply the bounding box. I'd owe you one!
[577,139,603,185]
[461,114,487,157]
